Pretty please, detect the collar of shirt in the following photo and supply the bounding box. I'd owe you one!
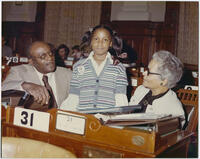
[33,67,54,85]
[82,51,113,64]
[82,51,113,76]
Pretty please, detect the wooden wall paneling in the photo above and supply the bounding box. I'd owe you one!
[111,21,157,66]
[2,22,19,51]
[100,2,180,67]
[184,63,198,71]
[35,2,46,41]
[148,23,161,58]
[2,2,46,57]
[121,36,147,66]
[16,33,36,57]
[100,2,112,24]
[164,2,180,55]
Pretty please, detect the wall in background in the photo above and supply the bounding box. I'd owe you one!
[44,1,101,52]
[2,2,37,22]
[2,1,198,69]
[2,2,45,57]
[111,1,166,22]
[101,2,198,69]
[177,2,198,65]
[101,2,180,67]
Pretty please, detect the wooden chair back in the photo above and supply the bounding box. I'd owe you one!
[176,89,198,133]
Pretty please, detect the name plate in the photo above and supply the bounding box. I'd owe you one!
[184,85,198,90]
[13,107,50,132]
[56,111,86,135]
[20,57,28,63]
[64,60,73,66]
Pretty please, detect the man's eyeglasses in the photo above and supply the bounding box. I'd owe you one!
[33,51,54,60]
[146,68,161,76]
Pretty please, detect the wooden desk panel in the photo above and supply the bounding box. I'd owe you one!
[2,106,193,158]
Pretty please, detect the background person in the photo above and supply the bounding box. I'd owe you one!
[55,44,70,67]
[2,36,13,57]
[71,45,83,63]
[119,40,137,67]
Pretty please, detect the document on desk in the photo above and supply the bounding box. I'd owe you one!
[94,113,173,126]
[79,105,142,114]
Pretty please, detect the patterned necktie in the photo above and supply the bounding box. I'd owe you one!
[42,75,58,109]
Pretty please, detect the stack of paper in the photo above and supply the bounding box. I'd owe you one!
[94,113,175,126]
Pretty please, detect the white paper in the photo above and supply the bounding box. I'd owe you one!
[56,111,86,135]
[95,113,172,122]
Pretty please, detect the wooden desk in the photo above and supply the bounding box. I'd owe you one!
[2,106,193,158]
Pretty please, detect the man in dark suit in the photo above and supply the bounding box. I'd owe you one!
[2,41,72,108]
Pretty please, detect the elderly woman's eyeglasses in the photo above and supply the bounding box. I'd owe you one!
[146,68,161,76]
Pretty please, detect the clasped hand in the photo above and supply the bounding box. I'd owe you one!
[22,82,50,105]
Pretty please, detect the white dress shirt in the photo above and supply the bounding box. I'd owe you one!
[34,67,58,102]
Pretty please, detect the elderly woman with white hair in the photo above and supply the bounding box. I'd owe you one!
[129,50,185,119]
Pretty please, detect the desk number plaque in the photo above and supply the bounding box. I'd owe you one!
[56,111,86,135]
[13,107,50,132]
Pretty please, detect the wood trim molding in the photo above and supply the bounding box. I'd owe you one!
[184,63,198,71]
[100,2,180,66]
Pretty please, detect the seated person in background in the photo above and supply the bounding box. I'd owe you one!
[13,51,20,57]
[117,41,138,101]
[2,41,72,109]
[72,45,80,56]
[55,44,70,67]
[61,24,128,111]
[118,40,137,67]
[79,43,91,58]
[129,50,185,122]
[2,36,13,57]
[172,69,196,91]
[71,45,82,63]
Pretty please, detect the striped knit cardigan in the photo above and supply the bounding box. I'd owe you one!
[69,56,128,111]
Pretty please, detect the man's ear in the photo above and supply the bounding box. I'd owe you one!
[110,41,112,47]
[28,58,33,64]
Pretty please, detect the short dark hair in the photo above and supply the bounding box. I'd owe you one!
[80,24,123,56]
[72,45,80,51]
[57,44,69,55]
[27,41,50,59]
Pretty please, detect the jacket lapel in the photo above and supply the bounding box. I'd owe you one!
[26,65,41,85]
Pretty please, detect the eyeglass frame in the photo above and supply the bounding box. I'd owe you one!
[31,51,55,61]
[146,68,162,76]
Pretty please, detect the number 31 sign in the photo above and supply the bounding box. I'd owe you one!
[13,107,50,132]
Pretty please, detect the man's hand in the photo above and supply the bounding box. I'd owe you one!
[22,82,50,105]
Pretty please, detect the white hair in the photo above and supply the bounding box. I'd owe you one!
[152,50,183,88]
